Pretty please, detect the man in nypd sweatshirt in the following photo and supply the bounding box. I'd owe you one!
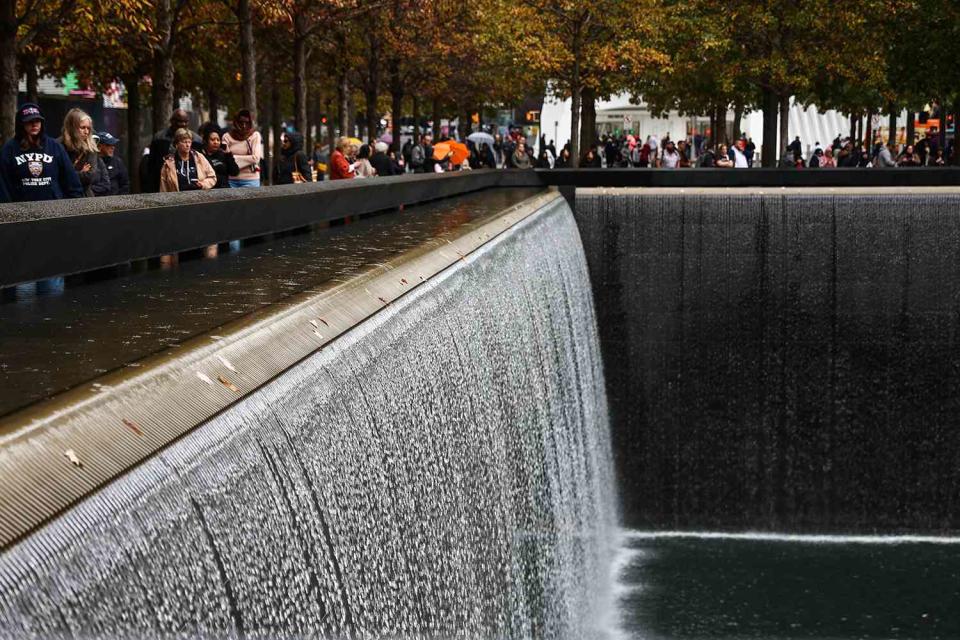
[0,103,83,202]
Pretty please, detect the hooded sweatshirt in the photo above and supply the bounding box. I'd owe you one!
[0,133,83,202]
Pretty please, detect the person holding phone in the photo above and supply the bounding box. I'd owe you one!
[160,128,216,192]
[60,108,111,197]
[222,109,262,188]
[199,126,239,189]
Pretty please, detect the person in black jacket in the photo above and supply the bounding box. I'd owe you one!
[369,141,395,176]
[401,139,414,171]
[421,133,437,173]
[274,131,312,184]
[96,132,130,195]
[199,127,239,189]
[0,102,82,202]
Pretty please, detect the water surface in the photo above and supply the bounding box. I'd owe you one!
[616,531,960,639]
[0,187,543,417]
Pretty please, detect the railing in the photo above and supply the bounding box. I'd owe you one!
[3,167,959,287]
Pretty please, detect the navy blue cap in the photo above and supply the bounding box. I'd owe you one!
[17,103,44,124]
[97,131,120,146]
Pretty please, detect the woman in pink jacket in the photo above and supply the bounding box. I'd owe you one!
[221,109,262,188]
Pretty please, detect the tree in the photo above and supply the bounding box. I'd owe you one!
[46,0,154,187]
[235,0,257,115]
[646,0,889,166]
[635,0,758,147]
[175,1,243,124]
[260,0,382,134]
[883,0,960,162]
[512,0,665,167]
[0,0,79,141]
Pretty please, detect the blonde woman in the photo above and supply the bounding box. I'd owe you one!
[60,108,110,196]
[329,136,354,180]
[160,128,216,192]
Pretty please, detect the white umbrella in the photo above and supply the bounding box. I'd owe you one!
[467,132,495,147]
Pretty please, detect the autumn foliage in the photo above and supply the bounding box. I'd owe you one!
[1,0,958,169]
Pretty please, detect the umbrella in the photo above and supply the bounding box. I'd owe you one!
[433,142,452,161]
[446,140,470,165]
[468,132,495,147]
[380,132,393,145]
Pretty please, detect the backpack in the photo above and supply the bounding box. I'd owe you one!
[411,144,425,169]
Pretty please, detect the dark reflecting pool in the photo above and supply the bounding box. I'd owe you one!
[616,531,960,639]
[0,187,544,417]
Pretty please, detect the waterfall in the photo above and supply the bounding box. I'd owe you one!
[0,196,618,639]
[576,188,960,533]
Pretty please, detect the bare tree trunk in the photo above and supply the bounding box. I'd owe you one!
[713,105,722,144]
[760,87,777,167]
[347,90,356,138]
[888,104,897,146]
[151,0,176,132]
[778,94,790,157]
[707,109,716,148]
[270,76,281,184]
[939,103,948,154]
[849,114,856,142]
[732,104,743,143]
[337,72,348,137]
[458,107,469,140]
[865,109,873,153]
[709,106,716,145]
[721,105,729,143]
[579,86,596,156]
[431,97,440,138]
[952,105,960,166]
[237,0,257,116]
[292,27,307,132]
[23,54,38,103]
[390,88,402,153]
[0,0,19,142]
[412,94,420,139]
[906,111,915,146]
[364,33,381,142]
[152,54,175,132]
[307,90,320,152]
[365,87,379,142]
[569,50,581,168]
[122,73,143,192]
[387,58,403,151]
[207,87,219,125]
[325,97,335,147]
[259,71,270,178]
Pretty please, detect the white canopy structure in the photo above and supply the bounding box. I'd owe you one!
[539,92,899,158]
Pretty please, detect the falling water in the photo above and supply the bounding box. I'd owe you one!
[0,196,618,638]
[576,188,960,532]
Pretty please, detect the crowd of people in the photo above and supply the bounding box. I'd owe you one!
[559,129,957,170]
[0,104,277,202]
[1,101,956,203]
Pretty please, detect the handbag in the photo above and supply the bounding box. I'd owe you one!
[292,154,306,183]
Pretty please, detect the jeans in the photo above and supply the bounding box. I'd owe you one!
[229,178,260,188]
